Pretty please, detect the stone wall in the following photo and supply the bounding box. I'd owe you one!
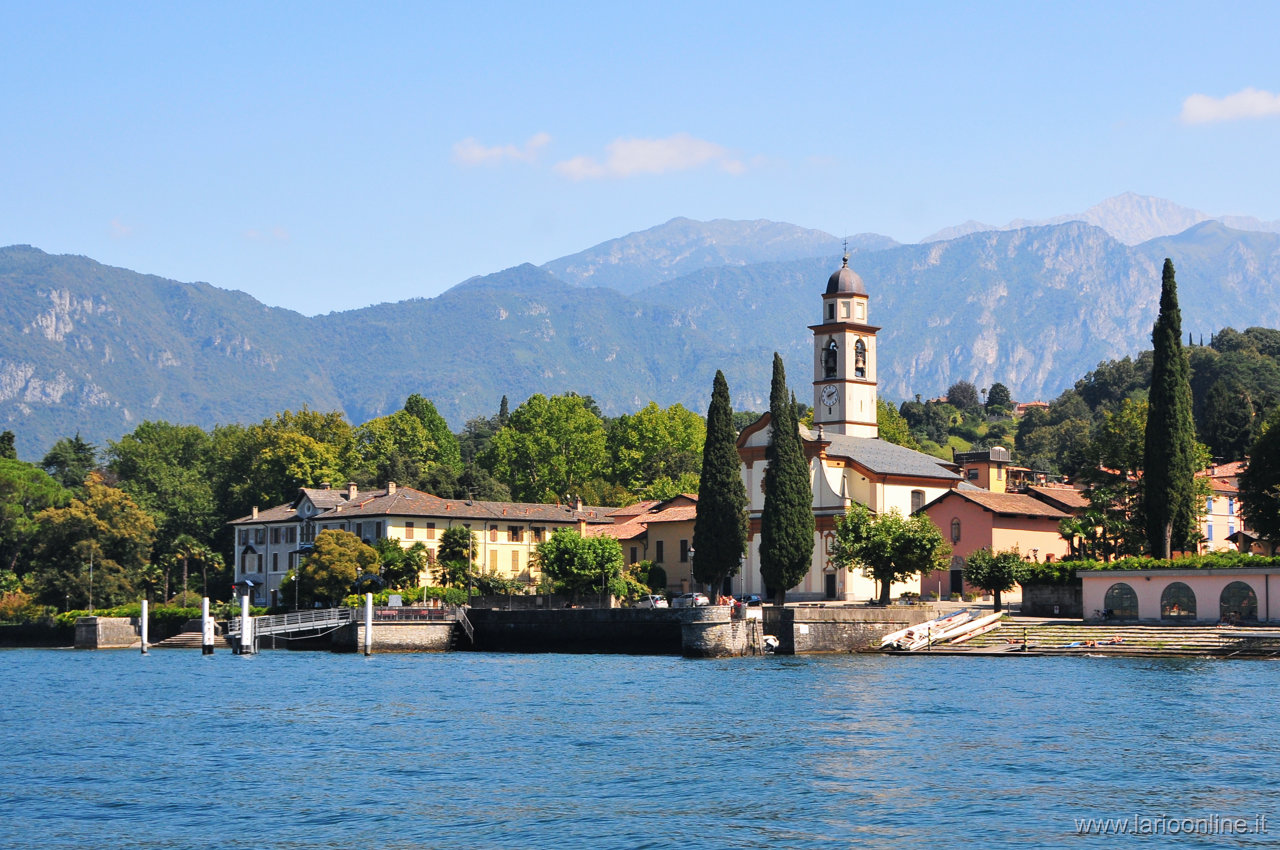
[467,608,684,654]
[334,621,455,653]
[681,606,760,658]
[1021,582,1082,619]
[74,616,141,649]
[763,605,940,654]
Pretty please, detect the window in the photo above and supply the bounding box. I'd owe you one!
[286,527,297,544]
[679,540,689,563]
[823,340,837,378]
[1220,581,1258,622]
[355,522,363,539]
[272,553,279,572]
[1161,582,1197,620]
[656,540,665,563]
[967,468,979,480]
[238,530,247,545]
[511,551,520,573]
[1206,496,1214,513]
[254,528,265,545]
[827,303,835,320]
[426,522,436,540]
[271,527,280,545]
[854,339,866,378]
[1228,497,1236,515]
[374,522,383,539]
[630,546,638,563]
[532,527,545,543]
[840,301,850,319]
[508,525,522,542]
[490,525,498,543]
[911,490,925,513]
[996,466,1004,481]
[1103,583,1139,620]
[1207,522,1213,540]
[404,522,415,540]
[950,518,961,544]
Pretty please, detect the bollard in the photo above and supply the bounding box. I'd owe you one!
[140,599,149,655]
[239,593,254,655]
[364,592,373,656]
[201,597,214,655]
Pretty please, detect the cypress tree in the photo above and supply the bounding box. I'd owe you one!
[758,354,815,604]
[1144,259,1198,557]
[692,371,748,595]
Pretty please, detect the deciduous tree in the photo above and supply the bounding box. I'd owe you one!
[831,503,949,606]
[960,548,1026,612]
[292,529,378,606]
[535,528,624,603]
[482,393,607,503]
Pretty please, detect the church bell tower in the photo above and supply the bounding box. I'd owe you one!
[810,253,879,438]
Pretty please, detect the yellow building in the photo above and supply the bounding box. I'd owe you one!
[590,494,700,594]
[229,481,612,606]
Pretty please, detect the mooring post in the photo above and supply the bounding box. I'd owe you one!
[140,599,149,655]
[201,597,214,655]
[364,592,373,656]
[239,593,254,655]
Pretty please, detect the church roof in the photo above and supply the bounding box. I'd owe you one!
[806,427,961,481]
[825,254,867,296]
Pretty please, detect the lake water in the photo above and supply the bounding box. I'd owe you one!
[2,648,1278,849]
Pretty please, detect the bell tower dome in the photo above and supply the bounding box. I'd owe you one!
[810,253,879,437]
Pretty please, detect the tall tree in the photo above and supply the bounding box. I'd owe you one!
[287,529,378,606]
[403,394,463,474]
[1144,259,1199,557]
[692,371,748,595]
[0,431,16,460]
[758,354,814,604]
[946,380,981,412]
[985,382,1012,413]
[831,503,949,606]
[607,401,705,496]
[482,393,607,503]
[41,434,98,489]
[1240,409,1280,543]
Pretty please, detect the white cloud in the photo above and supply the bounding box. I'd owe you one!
[554,133,746,180]
[1180,87,1280,124]
[244,227,290,242]
[109,218,133,239]
[453,132,551,165]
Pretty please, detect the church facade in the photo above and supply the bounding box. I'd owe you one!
[736,255,964,601]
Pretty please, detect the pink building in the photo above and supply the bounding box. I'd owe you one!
[1080,567,1279,623]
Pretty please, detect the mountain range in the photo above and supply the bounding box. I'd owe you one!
[3,193,1279,459]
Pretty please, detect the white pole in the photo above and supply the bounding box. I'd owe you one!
[201,597,214,655]
[140,599,149,654]
[240,592,253,655]
[364,592,373,656]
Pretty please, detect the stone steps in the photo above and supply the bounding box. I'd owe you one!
[965,620,1280,652]
[149,631,231,650]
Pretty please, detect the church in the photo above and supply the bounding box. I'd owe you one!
[735,254,964,601]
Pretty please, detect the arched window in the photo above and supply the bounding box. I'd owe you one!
[1220,581,1258,623]
[823,340,838,378]
[1160,582,1197,620]
[854,339,866,378]
[1103,583,1139,620]
[911,490,925,513]
[950,518,961,544]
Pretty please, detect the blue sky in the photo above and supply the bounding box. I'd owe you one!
[3,1,1278,315]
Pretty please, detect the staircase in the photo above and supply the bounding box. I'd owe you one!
[149,630,231,650]
[963,620,1280,655]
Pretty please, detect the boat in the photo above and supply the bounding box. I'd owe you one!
[882,609,974,651]
[946,613,1005,645]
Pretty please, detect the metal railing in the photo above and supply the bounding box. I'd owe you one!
[227,607,357,639]
[454,606,475,644]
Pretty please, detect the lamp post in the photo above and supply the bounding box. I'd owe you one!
[464,523,473,605]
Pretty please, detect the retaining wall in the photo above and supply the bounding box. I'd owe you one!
[466,607,684,654]
[333,621,455,653]
[763,605,941,654]
[1021,583,1083,619]
[74,616,141,649]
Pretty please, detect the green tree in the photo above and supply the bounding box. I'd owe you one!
[692,371,748,594]
[606,401,705,495]
[535,528,624,603]
[29,473,157,608]
[1199,378,1257,461]
[0,458,69,580]
[41,433,98,489]
[960,548,1026,612]
[482,393,607,503]
[877,398,921,450]
[1144,259,1199,557]
[985,382,1012,414]
[293,529,378,606]
[0,431,16,460]
[373,538,428,589]
[946,380,981,412]
[1240,409,1280,543]
[758,354,814,604]
[403,394,464,474]
[434,525,477,587]
[830,503,949,606]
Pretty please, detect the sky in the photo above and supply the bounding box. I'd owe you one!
[3,1,1279,315]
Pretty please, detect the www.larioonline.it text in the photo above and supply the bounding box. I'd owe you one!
[1074,813,1268,836]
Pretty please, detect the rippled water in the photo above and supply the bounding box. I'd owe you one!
[2,648,1278,849]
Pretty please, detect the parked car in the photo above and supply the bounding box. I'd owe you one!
[672,592,710,608]
[635,594,668,609]
[740,594,764,606]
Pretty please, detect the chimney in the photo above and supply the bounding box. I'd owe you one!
[251,506,258,520]
[575,496,583,512]
[346,482,358,501]
[387,481,397,495]
[320,482,331,490]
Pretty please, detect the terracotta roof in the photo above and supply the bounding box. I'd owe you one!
[1027,485,1090,511]
[928,489,1069,519]
[607,500,661,520]
[586,516,648,540]
[644,505,697,523]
